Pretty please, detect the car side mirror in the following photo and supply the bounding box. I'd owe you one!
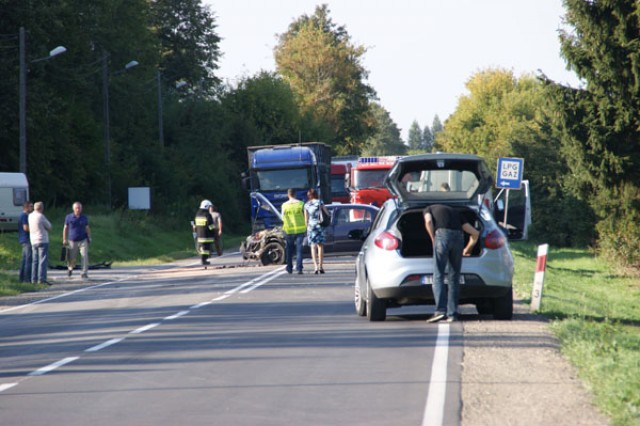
[496,199,505,211]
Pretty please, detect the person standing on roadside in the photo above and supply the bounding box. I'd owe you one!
[28,201,52,285]
[18,201,33,282]
[209,204,223,256]
[194,199,215,266]
[304,188,326,274]
[281,188,306,275]
[63,201,91,278]
[424,204,479,323]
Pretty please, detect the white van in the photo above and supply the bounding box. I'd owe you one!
[0,173,30,231]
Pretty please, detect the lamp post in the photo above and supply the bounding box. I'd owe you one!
[19,27,67,175]
[102,49,138,208]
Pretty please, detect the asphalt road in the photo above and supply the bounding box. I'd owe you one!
[0,253,463,426]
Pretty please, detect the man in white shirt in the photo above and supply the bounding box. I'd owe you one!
[28,201,52,285]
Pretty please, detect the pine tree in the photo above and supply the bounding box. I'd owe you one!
[422,126,433,152]
[544,0,640,265]
[407,120,422,150]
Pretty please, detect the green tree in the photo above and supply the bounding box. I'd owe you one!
[438,68,594,246]
[0,0,158,206]
[431,115,443,135]
[361,103,406,156]
[422,125,434,152]
[544,0,640,264]
[151,0,221,94]
[407,120,423,150]
[274,4,376,154]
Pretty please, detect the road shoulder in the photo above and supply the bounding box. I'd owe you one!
[461,298,609,425]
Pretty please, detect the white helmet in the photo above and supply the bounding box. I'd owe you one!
[200,199,212,209]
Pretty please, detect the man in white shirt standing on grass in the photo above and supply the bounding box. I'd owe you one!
[28,201,52,285]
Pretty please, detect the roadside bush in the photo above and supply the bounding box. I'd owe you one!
[528,190,596,247]
[595,184,640,269]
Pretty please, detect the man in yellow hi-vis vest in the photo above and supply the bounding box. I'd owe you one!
[281,188,306,274]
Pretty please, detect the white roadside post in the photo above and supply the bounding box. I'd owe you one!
[530,244,549,312]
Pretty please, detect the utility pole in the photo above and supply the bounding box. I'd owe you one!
[158,70,164,147]
[102,48,112,209]
[19,27,27,175]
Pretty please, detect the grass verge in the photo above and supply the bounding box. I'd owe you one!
[511,241,640,426]
[0,207,244,295]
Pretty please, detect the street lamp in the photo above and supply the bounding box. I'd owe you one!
[19,27,67,175]
[102,49,139,208]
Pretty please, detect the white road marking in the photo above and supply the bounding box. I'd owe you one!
[0,266,294,393]
[422,323,450,426]
[85,338,124,353]
[0,383,18,392]
[241,270,288,293]
[0,278,133,314]
[165,310,190,320]
[190,301,212,309]
[212,295,230,301]
[130,323,161,334]
[28,357,80,377]
[225,266,285,295]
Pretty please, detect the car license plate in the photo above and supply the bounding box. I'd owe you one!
[421,274,465,285]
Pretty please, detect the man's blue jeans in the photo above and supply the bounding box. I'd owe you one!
[433,228,464,317]
[20,242,32,282]
[285,233,304,273]
[31,242,49,283]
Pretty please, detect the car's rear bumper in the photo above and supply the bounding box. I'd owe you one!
[374,281,512,305]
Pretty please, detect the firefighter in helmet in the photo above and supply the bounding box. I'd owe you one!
[194,199,215,265]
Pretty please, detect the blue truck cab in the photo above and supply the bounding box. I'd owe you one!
[246,143,331,229]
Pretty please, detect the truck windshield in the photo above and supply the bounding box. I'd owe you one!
[256,168,312,191]
[353,169,389,190]
[331,175,348,196]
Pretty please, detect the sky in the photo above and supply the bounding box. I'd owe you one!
[206,0,581,141]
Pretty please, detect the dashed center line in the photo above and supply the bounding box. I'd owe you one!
[130,323,161,334]
[28,357,80,377]
[0,266,285,393]
[85,338,124,353]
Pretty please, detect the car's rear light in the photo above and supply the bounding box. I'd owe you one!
[374,231,399,250]
[400,274,422,285]
[484,229,506,249]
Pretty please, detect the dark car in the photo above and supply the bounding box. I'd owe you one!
[240,192,379,265]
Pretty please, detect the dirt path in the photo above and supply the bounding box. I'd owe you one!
[461,298,610,425]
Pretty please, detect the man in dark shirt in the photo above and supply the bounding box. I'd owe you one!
[424,204,479,323]
[18,201,33,282]
[63,202,91,279]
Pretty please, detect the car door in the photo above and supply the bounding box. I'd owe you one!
[329,206,376,254]
[493,179,531,240]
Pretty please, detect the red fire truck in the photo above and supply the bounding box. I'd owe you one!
[350,156,401,207]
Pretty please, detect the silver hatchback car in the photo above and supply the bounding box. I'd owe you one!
[354,153,514,321]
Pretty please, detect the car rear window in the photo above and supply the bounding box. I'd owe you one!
[399,169,479,200]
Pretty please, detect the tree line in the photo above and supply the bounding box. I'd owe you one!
[436,0,640,268]
[0,2,406,231]
[1,0,639,267]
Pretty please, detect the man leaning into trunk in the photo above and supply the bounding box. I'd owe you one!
[424,204,479,323]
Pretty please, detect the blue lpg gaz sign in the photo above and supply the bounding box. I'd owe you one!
[496,157,524,189]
